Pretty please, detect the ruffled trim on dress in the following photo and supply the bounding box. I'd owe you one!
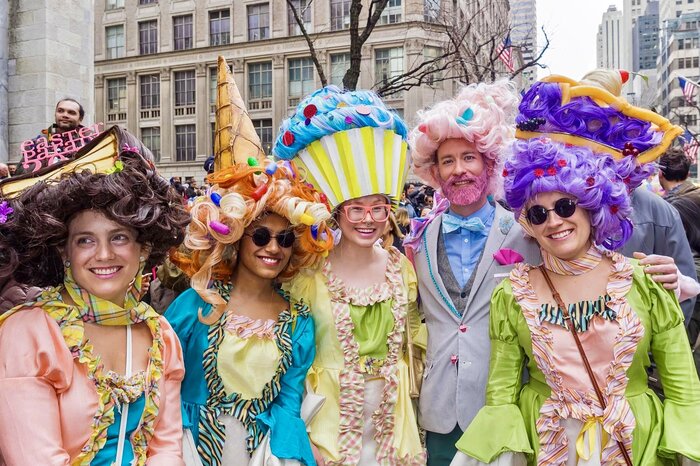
[509,251,644,466]
[226,313,277,340]
[324,247,427,466]
[27,288,166,466]
[197,281,309,465]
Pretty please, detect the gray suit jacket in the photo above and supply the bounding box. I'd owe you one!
[413,203,540,433]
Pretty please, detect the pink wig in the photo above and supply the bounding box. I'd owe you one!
[409,79,519,195]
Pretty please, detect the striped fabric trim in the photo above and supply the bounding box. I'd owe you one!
[509,250,644,466]
[196,282,308,466]
[324,247,427,465]
[539,295,616,332]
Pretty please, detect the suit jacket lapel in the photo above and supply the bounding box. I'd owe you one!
[463,204,509,316]
[424,216,459,320]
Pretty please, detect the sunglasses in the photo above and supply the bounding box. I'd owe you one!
[341,204,392,223]
[244,227,296,248]
[526,198,578,225]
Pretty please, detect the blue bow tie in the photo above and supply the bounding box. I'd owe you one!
[442,212,487,235]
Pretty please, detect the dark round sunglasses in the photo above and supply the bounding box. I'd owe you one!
[526,198,578,225]
[244,227,296,248]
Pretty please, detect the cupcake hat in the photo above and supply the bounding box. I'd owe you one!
[273,85,410,208]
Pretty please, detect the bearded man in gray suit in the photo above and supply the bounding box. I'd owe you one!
[404,80,539,466]
[404,80,693,466]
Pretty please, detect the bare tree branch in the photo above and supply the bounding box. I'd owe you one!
[286,0,328,87]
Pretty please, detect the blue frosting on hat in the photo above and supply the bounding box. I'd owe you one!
[272,85,408,160]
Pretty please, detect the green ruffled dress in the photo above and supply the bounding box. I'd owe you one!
[455,254,700,466]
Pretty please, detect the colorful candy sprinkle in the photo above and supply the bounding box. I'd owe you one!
[282,130,295,146]
[344,116,353,125]
[310,224,319,239]
[356,105,371,116]
[209,220,230,235]
[247,157,259,167]
[303,104,318,118]
[300,213,314,226]
[210,192,222,206]
[265,162,277,175]
[251,183,268,201]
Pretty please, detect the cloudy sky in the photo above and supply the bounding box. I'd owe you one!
[537,0,624,79]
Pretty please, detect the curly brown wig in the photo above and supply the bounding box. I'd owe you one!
[0,128,190,288]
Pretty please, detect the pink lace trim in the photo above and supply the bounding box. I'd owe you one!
[225,313,276,339]
[324,247,426,465]
[509,250,643,466]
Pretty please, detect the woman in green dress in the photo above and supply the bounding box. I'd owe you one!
[451,72,700,466]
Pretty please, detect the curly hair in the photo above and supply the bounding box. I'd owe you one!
[171,159,334,324]
[409,79,519,194]
[0,131,190,287]
[503,138,653,250]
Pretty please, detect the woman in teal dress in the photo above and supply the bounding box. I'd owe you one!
[165,57,333,466]
[451,72,700,466]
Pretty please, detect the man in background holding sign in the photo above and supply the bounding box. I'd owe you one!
[17,98,102,174]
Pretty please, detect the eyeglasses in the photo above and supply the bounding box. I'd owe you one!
[526,198,578,225]
[341,204,392,223]
[243,227,296,248]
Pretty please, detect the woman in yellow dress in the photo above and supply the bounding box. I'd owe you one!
[273,86,427,465]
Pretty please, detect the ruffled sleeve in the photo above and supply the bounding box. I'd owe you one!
[164,289,211,436]
[454,281,533,462]
[645,274,700,462]
[256,312,316,466]
[400,254,427,350]
[0,308,73,465]
[146,317,186,465]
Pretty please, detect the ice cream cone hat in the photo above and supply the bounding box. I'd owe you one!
[214,56,266,170]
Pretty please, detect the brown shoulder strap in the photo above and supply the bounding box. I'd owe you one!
[538,266,633,466]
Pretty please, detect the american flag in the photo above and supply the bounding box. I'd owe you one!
[495,35,514,73]
[679,76,698,105]
[684,134,699,163]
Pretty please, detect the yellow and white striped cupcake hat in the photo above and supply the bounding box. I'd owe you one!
[272,86,410,208]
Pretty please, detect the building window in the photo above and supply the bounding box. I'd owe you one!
[330,53,350,87]
[375,47,404,90]
[175,124,197,161]
[209,9,231,46]
[105,25,125,59]
[107,78,127,121]
[139,0,157,4]
[174,70,196,111]
[141,127,161,162]
[253,119,273,153]
[424,0,440,21]
[248,4,270,41]
[288,0,312,35]
[288,57,315,106]
[209,67,218,111]
[139,20,158,55]
[106,0,124,10]
[330,0,351,30]
[173,15,193,50]
[423,46,442,85]
[139,74,160,118]
[380,0,402,24]
[248,62,273,106]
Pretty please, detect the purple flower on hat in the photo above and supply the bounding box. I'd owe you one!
[0,201,14,224]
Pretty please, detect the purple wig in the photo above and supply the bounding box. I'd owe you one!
[516,80,663,157]
[504,138,654,250]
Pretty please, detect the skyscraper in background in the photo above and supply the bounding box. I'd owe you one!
[597,5,625,69]
[509,0,537,88]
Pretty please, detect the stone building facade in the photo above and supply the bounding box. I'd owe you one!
[93,0,511,181]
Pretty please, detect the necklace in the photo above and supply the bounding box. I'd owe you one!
[541,243,603,276]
